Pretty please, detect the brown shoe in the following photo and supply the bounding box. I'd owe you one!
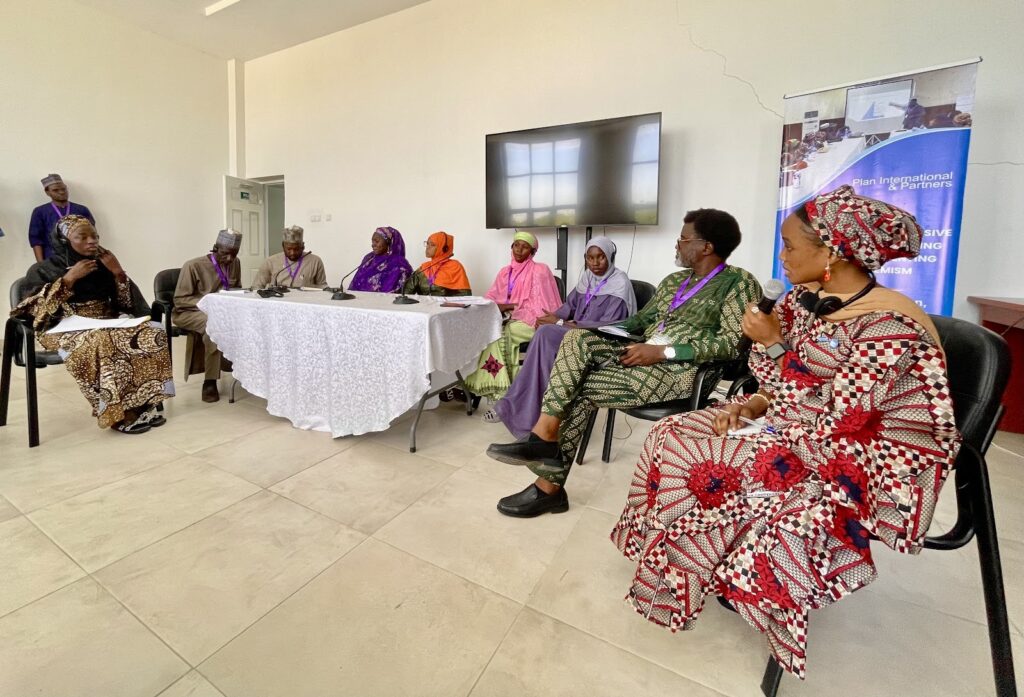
[202,379,220,403]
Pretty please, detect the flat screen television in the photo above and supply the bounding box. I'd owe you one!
[486,112,661,228]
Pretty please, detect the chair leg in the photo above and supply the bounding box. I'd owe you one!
[23,330,40,448]
[969,450,1019,696]
[575,410,598,465]
[601,409,616,463]
[760,657,783,697]
[229,377,239,404]
[0,320,16,426]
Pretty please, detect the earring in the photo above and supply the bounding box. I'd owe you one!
[823,259,831,283]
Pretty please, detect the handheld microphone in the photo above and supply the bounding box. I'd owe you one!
[325,263,360,301]
[737,279,786,353]
[393,269,419,305]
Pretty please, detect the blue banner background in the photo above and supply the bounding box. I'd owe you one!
[773,128,972,315]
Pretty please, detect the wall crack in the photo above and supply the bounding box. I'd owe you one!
[676,3,783,120]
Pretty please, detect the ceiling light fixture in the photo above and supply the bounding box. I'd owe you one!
[204,0,244,17]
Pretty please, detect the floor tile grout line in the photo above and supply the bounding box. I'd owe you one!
[39,489,266,579]
[461,602,528,697]
[7,449,193,515]
[0,515,91,622]
[184,535,376,671]
[196,439,356,491]
[372,536,530,607]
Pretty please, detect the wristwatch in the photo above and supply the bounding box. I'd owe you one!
[663,346,676,360]
[765,342,790,360]
[556,319,564,326]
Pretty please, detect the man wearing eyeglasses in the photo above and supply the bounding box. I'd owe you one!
[487,208,761,517]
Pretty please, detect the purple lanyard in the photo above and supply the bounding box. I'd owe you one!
[284,256,304,281]
[208,254,231,290]
[506,265,527,301]
[583,276,610,309]
[657,263,726,332]
[427,260,447,285]
[50,202,70,218]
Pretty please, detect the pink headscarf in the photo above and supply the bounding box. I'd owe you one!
[484,232,562,328]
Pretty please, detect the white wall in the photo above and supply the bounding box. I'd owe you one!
[0,0,228,307]
[244,0,1024,318]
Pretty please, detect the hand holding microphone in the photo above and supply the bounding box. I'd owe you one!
[737,279,786,353]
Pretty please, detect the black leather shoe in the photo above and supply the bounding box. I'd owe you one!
[497,484,569,518]
[487,433,560,467]
[202,380,220,403]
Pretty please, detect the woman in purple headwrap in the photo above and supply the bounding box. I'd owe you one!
[349,226,413,293]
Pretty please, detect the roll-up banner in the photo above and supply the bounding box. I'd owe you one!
[773,59,980,315]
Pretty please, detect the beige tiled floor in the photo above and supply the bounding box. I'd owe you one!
[1,354,1022,696]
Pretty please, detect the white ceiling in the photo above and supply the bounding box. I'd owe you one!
[73,0,430,61]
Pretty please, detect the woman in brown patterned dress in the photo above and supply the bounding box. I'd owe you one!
[612,186,959,678]
[15,215,174,433]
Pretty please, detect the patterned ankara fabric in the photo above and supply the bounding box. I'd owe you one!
[806,185,923,270]
[14,280,173,428]
[618,266,761,361]
[610,288,959,679]
[462,319,536,399]
[531,266,761,483]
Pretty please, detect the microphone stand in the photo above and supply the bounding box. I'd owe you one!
[393,270,419,305]
[325,264,360,301]
[267,250,312,293]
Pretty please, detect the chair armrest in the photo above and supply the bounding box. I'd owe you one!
[688,358,749,411]
[151,299,172,322]
[924,441,982,551]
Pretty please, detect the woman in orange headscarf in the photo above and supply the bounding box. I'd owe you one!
[402,231,472,296]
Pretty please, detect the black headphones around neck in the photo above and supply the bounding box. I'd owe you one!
[798,273,877,317]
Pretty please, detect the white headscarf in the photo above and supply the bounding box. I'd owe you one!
[574,237,636,314]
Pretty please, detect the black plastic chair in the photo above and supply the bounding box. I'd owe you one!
[631,279,656,311]
[760,315,1016,697]
[152,268,185,364]
[0,277,53,446]
[574,354,754,465]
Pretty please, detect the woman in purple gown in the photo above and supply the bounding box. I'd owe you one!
[349,226,413,292]
[486,237,637,436]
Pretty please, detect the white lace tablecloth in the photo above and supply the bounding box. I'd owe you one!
[198,290,502,437]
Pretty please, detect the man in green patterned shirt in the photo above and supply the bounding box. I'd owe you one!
[487,209,761,517]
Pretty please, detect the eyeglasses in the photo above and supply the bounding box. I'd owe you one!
[677,237,706,245]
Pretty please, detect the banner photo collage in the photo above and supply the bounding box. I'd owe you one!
[773,61,979,315]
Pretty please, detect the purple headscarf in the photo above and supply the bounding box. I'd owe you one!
[349,226,413,293]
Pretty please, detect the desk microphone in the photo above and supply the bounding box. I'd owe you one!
[267,250,312,293]
[393,269,419,305]
[325,263,360,301]
[737,278,786,354]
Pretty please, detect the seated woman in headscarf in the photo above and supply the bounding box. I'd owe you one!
[402,231,472,296]
[484,236,636,429]
[611,186,959,680]
[464,231,562,399]
[13,215,174,433]
[349,226,412,293]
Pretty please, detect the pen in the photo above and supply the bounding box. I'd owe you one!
[735,415,777,435]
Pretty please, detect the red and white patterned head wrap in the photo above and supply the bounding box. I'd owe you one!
[804,185,922,270]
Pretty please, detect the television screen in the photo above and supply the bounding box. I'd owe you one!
[486,112,661,228]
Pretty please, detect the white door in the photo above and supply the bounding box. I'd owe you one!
[224,175,267,288]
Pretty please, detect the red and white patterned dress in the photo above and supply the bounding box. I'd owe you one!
[611,288,960,678]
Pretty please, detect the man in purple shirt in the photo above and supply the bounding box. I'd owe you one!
[28,174,95,261]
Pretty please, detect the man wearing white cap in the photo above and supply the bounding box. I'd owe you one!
[172,229,242,402]
[252,225,328,289]
[28,174,95,261]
